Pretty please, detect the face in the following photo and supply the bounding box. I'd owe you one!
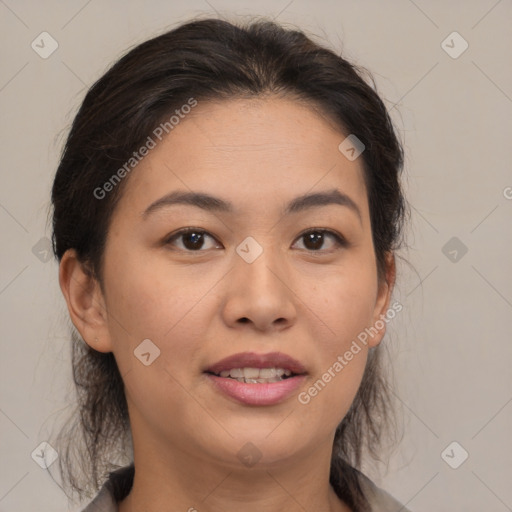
[88,97,393,469]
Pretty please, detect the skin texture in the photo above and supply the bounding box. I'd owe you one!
[59,97,395,512]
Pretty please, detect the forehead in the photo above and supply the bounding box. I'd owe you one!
[113,97,369,221]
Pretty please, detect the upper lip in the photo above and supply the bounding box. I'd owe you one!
[205,351,307,375]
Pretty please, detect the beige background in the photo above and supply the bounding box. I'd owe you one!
[1,1,511,511]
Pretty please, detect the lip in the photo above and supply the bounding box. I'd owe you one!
[205,351,307,375]
[204,351,308,406]
[206,373,307,406]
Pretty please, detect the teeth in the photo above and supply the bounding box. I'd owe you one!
[235,376,282,384]
[257,377,280,383]
[243,368,260,379]
[259,368,277,378]
[216,367,295,382]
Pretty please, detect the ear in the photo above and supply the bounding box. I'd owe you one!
[367,252,396,348]
[58,249,113,353]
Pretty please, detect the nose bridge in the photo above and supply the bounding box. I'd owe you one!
[234,236,286,294]
[223,236,297,329]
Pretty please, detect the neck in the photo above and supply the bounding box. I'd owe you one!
[118,439,352,512]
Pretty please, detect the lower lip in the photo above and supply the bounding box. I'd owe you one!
[205,374,307,406]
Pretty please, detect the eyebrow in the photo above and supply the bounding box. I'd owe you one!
[142,188,362,224]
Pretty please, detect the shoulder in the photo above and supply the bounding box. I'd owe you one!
[81,483,117,512]
[81,464,411,512]
[81,465,134,512]
[357,471,412,512]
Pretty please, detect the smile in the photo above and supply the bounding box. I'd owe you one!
[210,367,295,383]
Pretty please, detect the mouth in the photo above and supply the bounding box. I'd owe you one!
[204,351,307,381]
[204,352,307,405]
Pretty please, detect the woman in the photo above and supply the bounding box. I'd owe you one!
[51,16,410,512]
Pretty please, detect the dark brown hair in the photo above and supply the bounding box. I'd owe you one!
[51,16,408,511]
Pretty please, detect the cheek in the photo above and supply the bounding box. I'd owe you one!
[103,259,211,434]
[103,253,213,377]
[297,319,370,433]
[289,262,375,393]
[296,319,369,441]
[304,260,378,352]
[296,260,377,416]
[104,249,205,336]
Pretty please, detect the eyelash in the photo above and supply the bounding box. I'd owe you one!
[163,227,348,254]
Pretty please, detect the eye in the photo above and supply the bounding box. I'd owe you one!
[164,227,220,252]
[292,229,347,252]
[164,227,347,253]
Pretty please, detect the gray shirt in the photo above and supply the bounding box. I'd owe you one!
[81,465,411,512]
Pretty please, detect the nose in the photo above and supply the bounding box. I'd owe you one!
[221,247,298,333]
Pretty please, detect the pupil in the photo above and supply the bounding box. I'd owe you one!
[305,232,323,250]
[183,232,204,250]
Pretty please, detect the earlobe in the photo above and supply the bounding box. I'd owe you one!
[368,252,396,348]
[58,249,113,353]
